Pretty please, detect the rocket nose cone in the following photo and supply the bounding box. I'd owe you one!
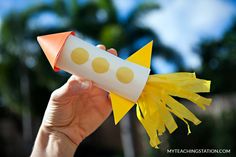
[37,31,75,70]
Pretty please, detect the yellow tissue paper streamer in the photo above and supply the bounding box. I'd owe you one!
[136,72,212,148]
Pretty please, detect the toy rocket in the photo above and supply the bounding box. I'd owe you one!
[37,31,212,148]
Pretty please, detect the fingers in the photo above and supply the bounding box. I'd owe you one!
[68,75,92,90]
[96,44,106,50]
[51,75,92,102]
[107,48,118,56]
[96,44,118,56]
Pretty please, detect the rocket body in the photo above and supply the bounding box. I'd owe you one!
[56,35,150,102]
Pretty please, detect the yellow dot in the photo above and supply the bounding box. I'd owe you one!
[92,57,110,73]
[116,67,134,84]
[71,48,89,65]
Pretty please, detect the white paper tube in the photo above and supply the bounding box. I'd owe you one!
[56,35,150,102]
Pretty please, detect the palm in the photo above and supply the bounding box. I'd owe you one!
[46,82,111,145]
[70,85,111,143]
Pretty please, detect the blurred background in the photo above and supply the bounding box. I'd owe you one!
[0,0,236,156]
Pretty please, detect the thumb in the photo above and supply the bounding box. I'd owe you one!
[51,75,92,102]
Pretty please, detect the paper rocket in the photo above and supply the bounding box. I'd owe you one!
[37,31,212,148]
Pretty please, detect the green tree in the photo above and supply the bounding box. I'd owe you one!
[198,20,236,93]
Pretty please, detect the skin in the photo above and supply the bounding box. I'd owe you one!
[31,45,117,157]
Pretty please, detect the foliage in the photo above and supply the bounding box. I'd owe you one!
[198,20,236,93]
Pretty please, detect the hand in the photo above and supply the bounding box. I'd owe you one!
[44,45,117,144]
[31,45,117,157]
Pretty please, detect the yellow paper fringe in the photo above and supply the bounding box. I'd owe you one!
[136,72,212,148]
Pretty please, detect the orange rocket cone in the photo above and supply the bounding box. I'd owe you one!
[37,31,75,70]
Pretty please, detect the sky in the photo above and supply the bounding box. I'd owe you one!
[142,0,236,72]
[1,0,236,73]
[114,0,236,72]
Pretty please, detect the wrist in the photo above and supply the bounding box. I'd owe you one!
[31,125,78,157]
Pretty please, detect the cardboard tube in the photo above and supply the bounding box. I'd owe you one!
[56,35,150,102]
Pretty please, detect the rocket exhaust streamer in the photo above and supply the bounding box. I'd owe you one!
[37,31,212,148]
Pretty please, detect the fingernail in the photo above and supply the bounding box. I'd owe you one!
[80,80,90,89]
[108,48,115,51]
[97,44,106,50]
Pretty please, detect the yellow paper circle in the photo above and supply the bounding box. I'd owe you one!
[92,57,110,73]
[71,48,89,65]
[116,67,134,84]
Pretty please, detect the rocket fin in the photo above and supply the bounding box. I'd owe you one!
[109,92,135,125]
[126,41,153,68]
